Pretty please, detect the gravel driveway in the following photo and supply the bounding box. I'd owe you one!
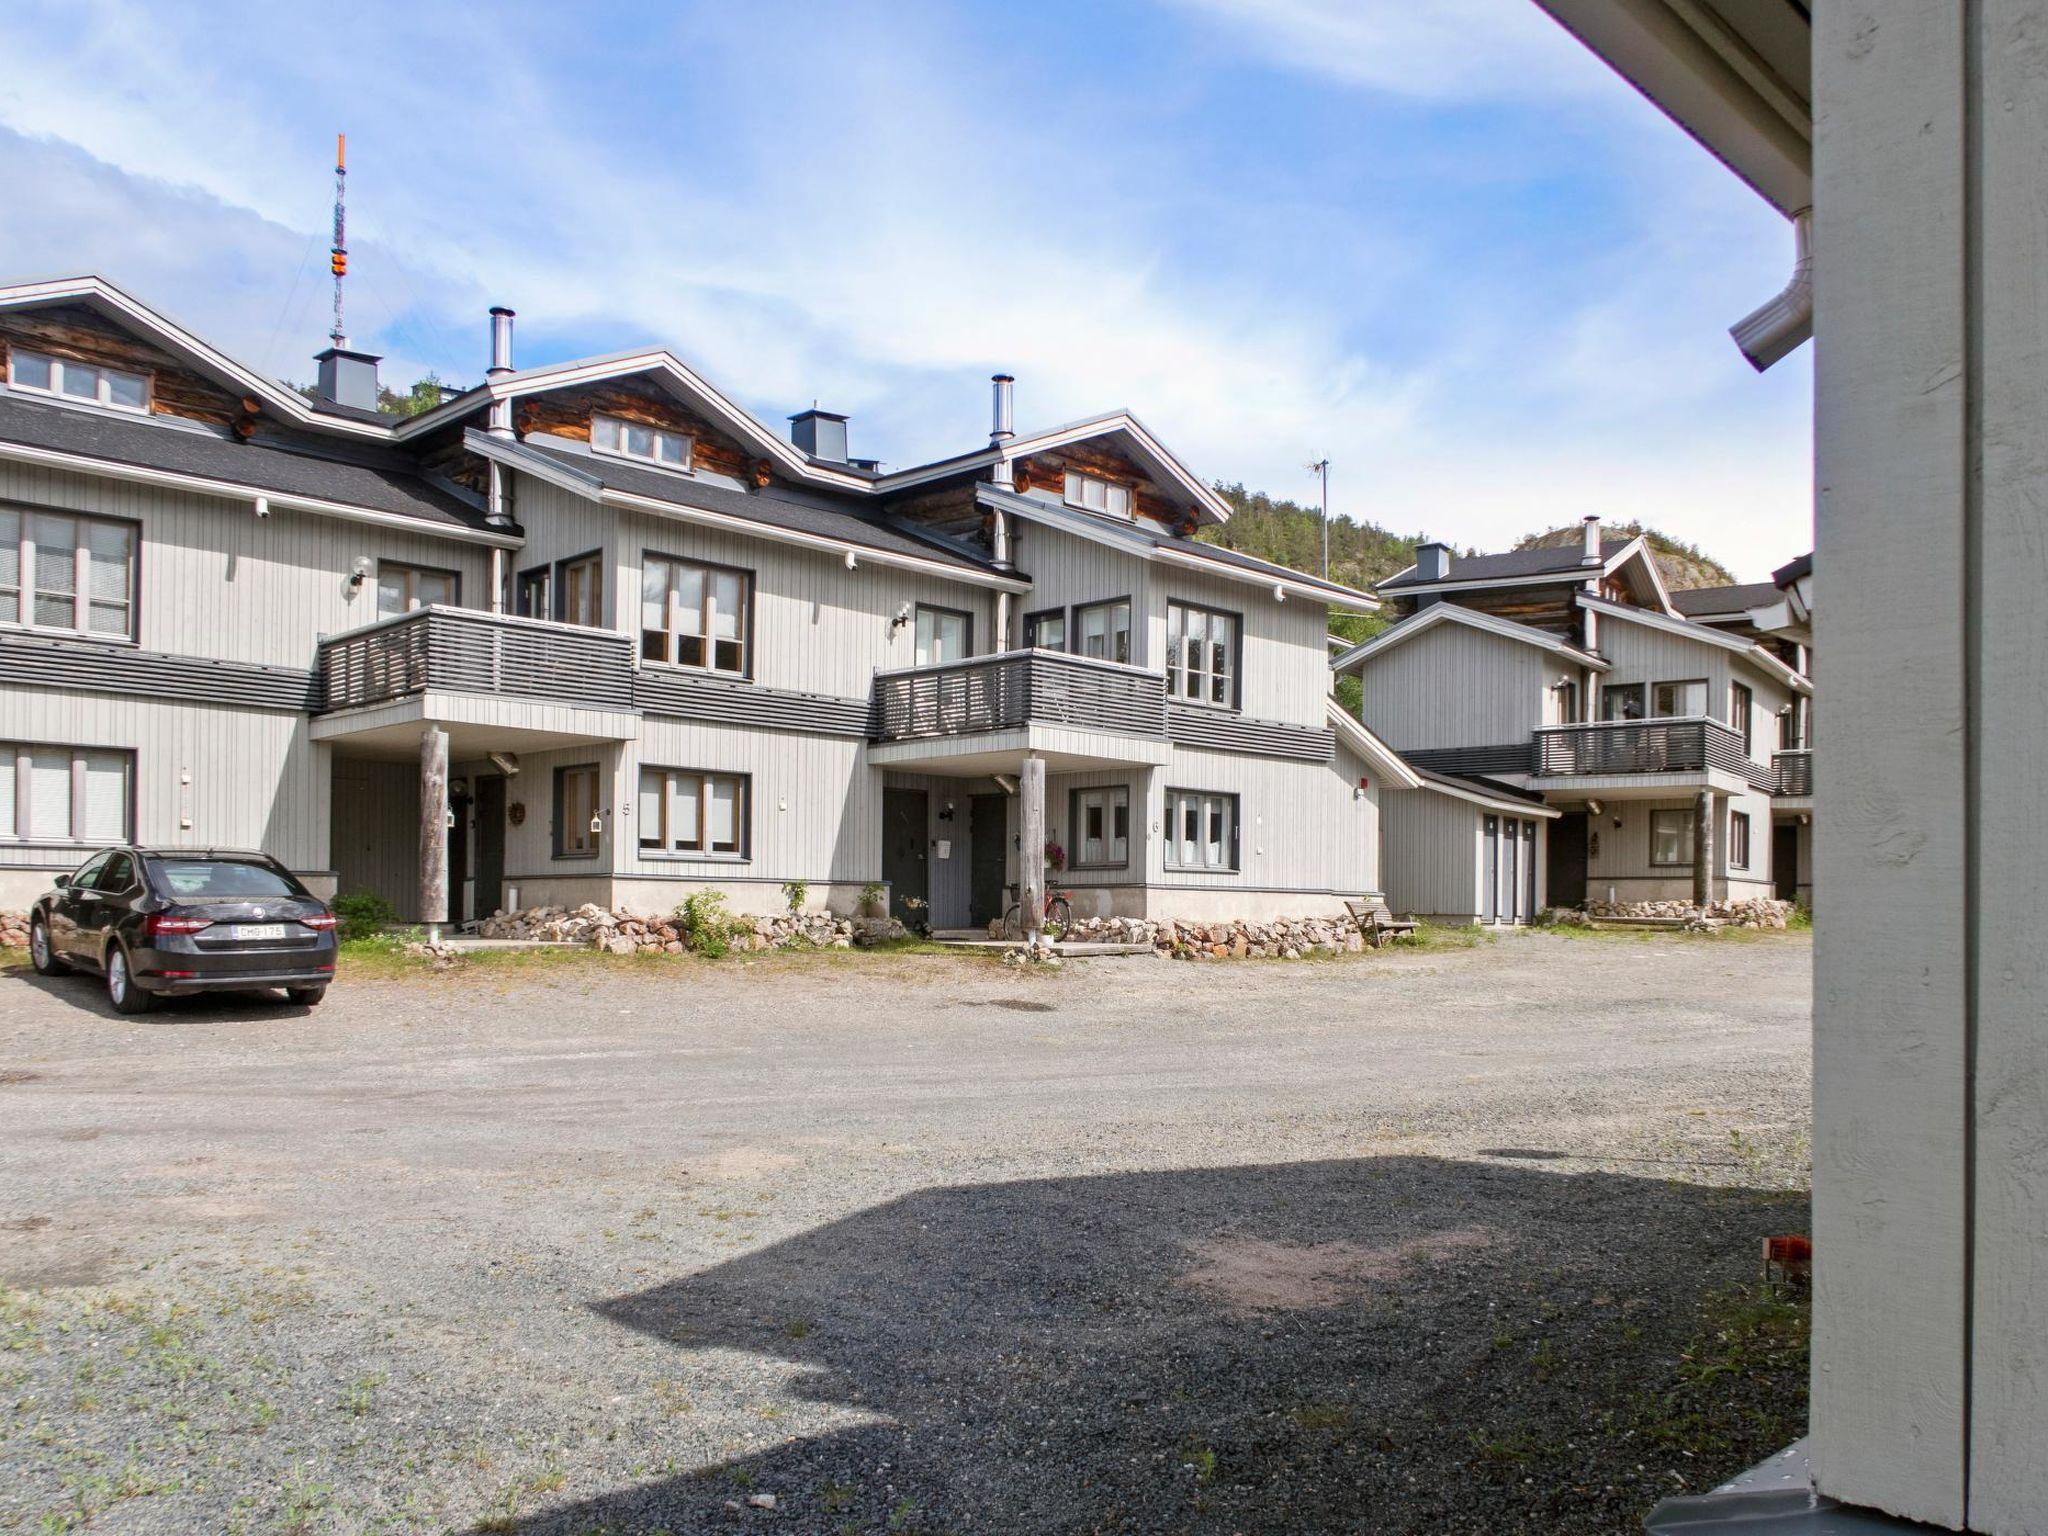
[0,933,1811,1535]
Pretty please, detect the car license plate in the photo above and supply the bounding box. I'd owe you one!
[228,923,288,941]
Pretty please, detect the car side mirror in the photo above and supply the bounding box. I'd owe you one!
[52,874,69,888]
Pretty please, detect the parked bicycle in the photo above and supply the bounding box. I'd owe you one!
[1000,881,1072,941]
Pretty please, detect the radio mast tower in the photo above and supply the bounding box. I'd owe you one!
[329,133,349,349]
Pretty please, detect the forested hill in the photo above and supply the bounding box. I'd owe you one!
[1514,520,1737,590]
[1198,483,1428,595]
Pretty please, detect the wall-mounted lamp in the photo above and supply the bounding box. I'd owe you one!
[992,774,1017,795]
[488,752,521,776]
[589,814,603,837]
[844,549,858,571]
[891,602,912,630]
[1586,799,1603,816]
[253,495,271,520]
[347,555,373,594]
[938,800,956,822]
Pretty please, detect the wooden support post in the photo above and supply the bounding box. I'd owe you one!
[420,725,449,942]
[1020,754,1046,942]
[1692,789,1713,908]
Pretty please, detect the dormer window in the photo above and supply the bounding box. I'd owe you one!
[7,349,150,413]
[592,412,692,470]
[1064,471,1133,519]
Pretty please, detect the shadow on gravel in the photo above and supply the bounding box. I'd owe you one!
[497,1157,1807,1536]
[2,967,317,1024]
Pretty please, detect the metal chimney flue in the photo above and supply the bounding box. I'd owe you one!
[990,374,1015,446]
[486,307,515,438]
[789,409,850,463]
[1581,514,1602,566]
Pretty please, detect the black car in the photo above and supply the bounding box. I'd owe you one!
[28,847,338,1013]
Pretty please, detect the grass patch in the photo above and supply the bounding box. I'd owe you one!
[1632,1282,1810,1463]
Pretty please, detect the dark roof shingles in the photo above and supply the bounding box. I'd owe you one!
[1671,581,1781,616]
[1379,537,1634,591]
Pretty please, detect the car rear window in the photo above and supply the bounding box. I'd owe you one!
[148,859,306,900]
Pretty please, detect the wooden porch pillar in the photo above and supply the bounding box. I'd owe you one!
[1020,754,1046,941]
[1692,789,1713,908]
[419,725,449,942]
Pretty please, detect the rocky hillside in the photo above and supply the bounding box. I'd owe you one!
[1513,520,1736,591]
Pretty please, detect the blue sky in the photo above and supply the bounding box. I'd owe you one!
[0,0,1811,578]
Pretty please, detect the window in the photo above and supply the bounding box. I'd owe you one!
[1073,598,1133,664]
[7,349,149,413]
[150,857,304,899]
[639,767,748,858]
[1165,788,1238,872]
[1779,706,1804,750]
[0,507,136,637]
[515,566,552,620]
[1,744,131,843]
[1730,681,1754,753]
[1063,471,1133,519]
[1729,810,1752,870]
[558,552,604,627]
[914,604,972,666]
[553,764,601,858]
[1651,678,1709,717]
[1550,680,1580,726]
[1166,602,1238,706]
[95,851,137,892]
[376,561,459,619]
[641,555,750,673]
[1070,786,1130,868]
[1022,608,1066,650]
[1650,808,1694,867]
[592,412,692,470]
[1601,683,1647,721]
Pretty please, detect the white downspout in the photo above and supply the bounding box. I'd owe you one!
[1730,209,1813,372]
[989,373,1016,648]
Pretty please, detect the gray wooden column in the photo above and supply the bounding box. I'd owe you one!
[1019,754,1045,941]
[1692,789,1713,908]
[419,725,449,941]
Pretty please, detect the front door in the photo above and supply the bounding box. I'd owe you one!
[1481,815,1500,924]
[1547,812,1589,908]
[882,788,929,926]
[448,786,472,926]
[1773,822,1799,902]
[969,793,1008,928]
[475,775,507,919]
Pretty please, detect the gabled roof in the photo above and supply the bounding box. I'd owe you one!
[879,411,1233,525]
[1327,699,1423,790]
[978,484,1379,611]
[470,431,1025,590]
[1670,581,1783,619]
[1579,593,1812,694]
[1329,599,1609,674]
[1408,765,1562,819]
[1377,533,1675,616]
[0,392,507,542]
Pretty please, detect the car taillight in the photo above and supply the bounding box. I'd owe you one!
[143,912,212,938]
[300,913,337,931]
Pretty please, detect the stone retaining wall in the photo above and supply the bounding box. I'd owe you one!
[1573,898,1795,931]
[476,904,908,954]
[1049,914,1368,960]
[1,911,26,950]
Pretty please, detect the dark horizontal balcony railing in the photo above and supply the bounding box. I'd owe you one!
[871,647,1168,743]
[318,606,636,713]
[1534,716,1756,779]
[1773,748,1813,796]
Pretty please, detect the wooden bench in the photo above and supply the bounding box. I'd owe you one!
[1345,897,1420,948]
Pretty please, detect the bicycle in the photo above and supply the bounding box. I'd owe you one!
[1000,881,1072,941]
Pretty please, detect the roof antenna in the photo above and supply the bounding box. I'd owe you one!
[328,133,349,349]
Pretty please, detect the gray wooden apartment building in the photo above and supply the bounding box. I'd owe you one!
[0,277,1413,927]
[1333,520,1814,922]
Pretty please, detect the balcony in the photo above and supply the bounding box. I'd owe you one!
[870,648,1168,752]
[1534,716,1761,783]
[1773,748,1813,797]
[317,606,636,714]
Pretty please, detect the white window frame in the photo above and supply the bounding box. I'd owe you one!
[1649,807,1694,867]
[376,560,460,619]
[592,412,693,471]
[554,763,602,859]
[1650,678,1709,718]
[6,348,151,414]
[1166,601,1239,708]
[914,604,973,667]
[1730,680,1755,754]
[1729,809,1753,870]
[641,554,751,675]
[1164,788,1239,873]
[1070,785,1130,869]
[1,743,132,844]
[638,766,748,859]
[0,505,137,640]
[1062,470,1133,519]
[1073,598,1133,664]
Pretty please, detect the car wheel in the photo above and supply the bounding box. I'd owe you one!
[285,986,327,1007]
[29,917,66,976]
[106,945,156,1015]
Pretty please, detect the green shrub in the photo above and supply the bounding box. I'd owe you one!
[859,880,886,917]
[781,879,808,915]
[676,890,741,958]
[331,891,396,941]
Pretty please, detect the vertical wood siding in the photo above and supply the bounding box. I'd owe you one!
[1379,787,1485,920]
[1358,623,1556,749]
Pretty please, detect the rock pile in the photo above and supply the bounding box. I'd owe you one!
[1027,913,1368,959]
[1575,897,1796,931]
[0,911,28,950]
[1002,936,1063,968]
[474,903,907,954]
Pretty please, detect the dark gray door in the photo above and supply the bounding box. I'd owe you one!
[1521,820,1537,921]
[882,789,929,925]
[1773,823,1799,902]
[969,793,1008,928]
[448,786,472,925]
[1481,815,1499,924]
[475,776,506,919]
[1547,812,1588,908]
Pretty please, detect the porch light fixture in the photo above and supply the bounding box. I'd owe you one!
[892,602,912,630]
[588,813,603,836]
[347,555,372,593]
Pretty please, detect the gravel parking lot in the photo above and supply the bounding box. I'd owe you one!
[0,933,1811,1535]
